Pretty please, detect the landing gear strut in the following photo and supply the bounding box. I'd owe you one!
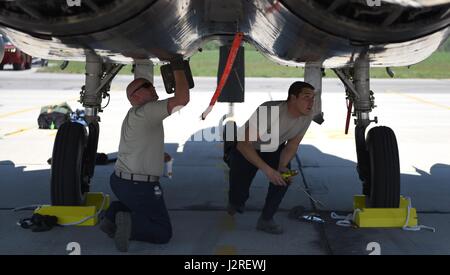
[50,52,124,206]
[334,52,400,208]
[305,62,324,125]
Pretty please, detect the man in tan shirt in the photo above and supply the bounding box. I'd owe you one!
[101,57,190,252]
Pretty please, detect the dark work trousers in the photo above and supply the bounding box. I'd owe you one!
[105,173,172,244]
[228,144,289,221]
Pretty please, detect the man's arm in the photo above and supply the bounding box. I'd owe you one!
[167,62,190,114]
[278,133,304,171]
[236,126,287,186]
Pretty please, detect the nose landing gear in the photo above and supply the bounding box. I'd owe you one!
[50,52,124,206]
[334,51,400,208]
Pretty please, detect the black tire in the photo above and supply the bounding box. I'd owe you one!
[13,63,23,70]
[82,122,100,193]
[366,126,400,208]
[355,125,371,197]
[0,65,4,70]
[51,122,87,206]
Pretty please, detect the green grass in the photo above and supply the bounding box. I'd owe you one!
[38,50,450,79]
[370,52,450,78]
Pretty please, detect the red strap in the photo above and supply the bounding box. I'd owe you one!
[201,32,244,120]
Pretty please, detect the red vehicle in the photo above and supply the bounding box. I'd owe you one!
[0,35,32,70]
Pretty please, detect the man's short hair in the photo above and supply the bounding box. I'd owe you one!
[126,78,154,106]
[288,81,315,100]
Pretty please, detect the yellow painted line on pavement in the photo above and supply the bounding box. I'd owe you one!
[386,90,450,111]
[327,129,353,140]
[48,131,58,137]
[0,107,38,119]
[215,245,237,255]
[216,161,229,171]
[213,160,237,255]
[303,130,316,139]
[219,213,236,231]
[4,126,36,137]
[0,97,79,119]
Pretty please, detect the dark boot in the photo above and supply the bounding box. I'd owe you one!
[114,212,132,252]
[256,216,283,235]
[99,217,116,238]
[227,203,244,216]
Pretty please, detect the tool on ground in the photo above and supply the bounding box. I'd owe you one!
[302,213,325,224]
[288,206,326,224]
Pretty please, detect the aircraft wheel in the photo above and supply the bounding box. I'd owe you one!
[366,126,400,208]
[51,122,87,206]
[13,62,24,70]
[82,121,100,193]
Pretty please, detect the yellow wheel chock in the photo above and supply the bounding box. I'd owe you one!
[34,192,110,226]
[353,195,417,228]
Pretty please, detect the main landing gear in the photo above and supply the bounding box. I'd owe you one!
[334,52,400,208]
[50,52,126,205]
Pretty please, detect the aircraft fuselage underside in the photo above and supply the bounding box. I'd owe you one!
[0,0,448,68]
[0,0,448,210]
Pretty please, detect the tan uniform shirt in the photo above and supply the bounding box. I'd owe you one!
[115,99,169,176]
[241,100,312,152]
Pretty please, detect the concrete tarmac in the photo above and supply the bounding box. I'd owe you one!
[0,72,449,255]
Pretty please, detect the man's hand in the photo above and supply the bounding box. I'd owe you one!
[170,55,185,71]
[167,59,190,114]
[278,166,293,184]
[263,167,287,186]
